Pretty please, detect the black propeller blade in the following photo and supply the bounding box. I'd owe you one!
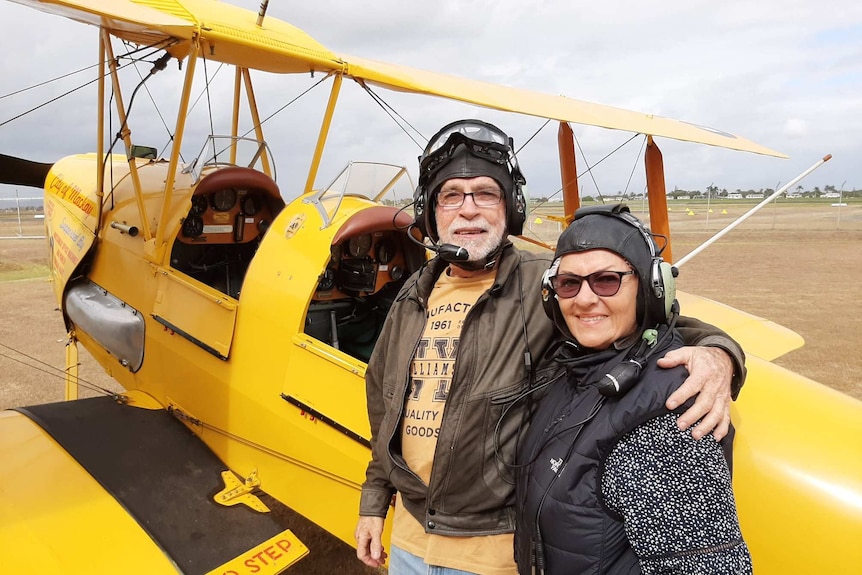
[0,154,53,188]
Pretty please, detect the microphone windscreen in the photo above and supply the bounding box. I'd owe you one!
[437,244,470,262]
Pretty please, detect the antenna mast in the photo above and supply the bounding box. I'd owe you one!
[675,154,832,268]
[256,1,269,27]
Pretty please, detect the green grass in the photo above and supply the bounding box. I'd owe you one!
[0,263,49,282]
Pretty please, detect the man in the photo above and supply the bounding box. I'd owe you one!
[356,120,744,575]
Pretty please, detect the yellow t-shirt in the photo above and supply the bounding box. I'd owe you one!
[391,269,517,575]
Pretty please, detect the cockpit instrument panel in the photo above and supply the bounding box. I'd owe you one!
[179,186,281,245]
[315,231,410,299]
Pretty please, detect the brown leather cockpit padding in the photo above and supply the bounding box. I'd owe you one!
[332,206,414,245]
[194,167,284,209]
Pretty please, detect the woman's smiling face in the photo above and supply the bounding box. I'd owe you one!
[556,249,639,350]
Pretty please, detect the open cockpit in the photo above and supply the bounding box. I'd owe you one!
[300,162,426,362]
[164,160,425,364]
[171,166,285,299]
[305,206,424,362]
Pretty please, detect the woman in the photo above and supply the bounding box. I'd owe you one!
[514,204,752,574]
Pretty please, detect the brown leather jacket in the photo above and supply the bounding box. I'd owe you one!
[359,242,745,536]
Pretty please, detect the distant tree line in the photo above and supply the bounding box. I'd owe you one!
[0,205,44,213]
[662,184,859,200]
[527,184,859,204]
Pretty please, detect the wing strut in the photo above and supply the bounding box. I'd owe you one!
[95,31,106,231]
[645,137,671,262]
[304,73,343,196]
[558,122,580,221]
[154,37,200,262]
[104,28,152,242]
[240,68,273,177]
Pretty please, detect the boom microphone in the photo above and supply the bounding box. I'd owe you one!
[434,243,470,262]
[406,224,471,262]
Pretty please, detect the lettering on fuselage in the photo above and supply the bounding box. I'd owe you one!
[47,173,96,217]
[59,218,86,250]
[214,537,302,575]
[49,217,85,274]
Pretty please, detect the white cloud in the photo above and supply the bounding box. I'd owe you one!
[783,118,808,138]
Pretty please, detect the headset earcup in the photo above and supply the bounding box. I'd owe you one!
[656,261,676,320]
[540,268,556,320]
[508,183,527,236]
[412,185,433,240]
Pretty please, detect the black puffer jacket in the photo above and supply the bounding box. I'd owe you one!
[514,328,734,574]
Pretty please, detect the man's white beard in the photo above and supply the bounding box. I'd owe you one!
[438,218,507,262]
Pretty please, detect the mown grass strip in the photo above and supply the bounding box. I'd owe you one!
[0,263,49,282]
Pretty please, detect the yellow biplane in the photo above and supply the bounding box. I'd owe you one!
[1,1,860,574]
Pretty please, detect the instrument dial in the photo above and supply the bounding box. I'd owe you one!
[212,188,237,211]
[389,265,404,282]
[317,267,336,292]
[181,215,204,237]
[242,195,257,215]
[190,195,208,215]
[348,234,372,258]
[376,238,395,264]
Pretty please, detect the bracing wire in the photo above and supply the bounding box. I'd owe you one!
[0,81,98,128]
[572,131,605,201]
[528,132,641,216]
[359,81,426,150]
[0,39,168,101]
[621,136,648,198]
[158,61,226,159]
[0,40,173,129]
[237,74,330,139]
[197,74,331,166]
[186,63,225,118]
[202,54,218,162]
[0,63,100,100]
[516,119,551,155]
[0,342,119,398]
[123,39,178,156]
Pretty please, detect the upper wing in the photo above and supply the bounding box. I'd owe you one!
[9,0,341,72]
[340,54,785,158]
[9,0,196,45]
[10,0,786,157]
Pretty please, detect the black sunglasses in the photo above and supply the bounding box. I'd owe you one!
[550,270,635,299]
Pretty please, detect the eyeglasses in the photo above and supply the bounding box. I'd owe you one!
[550,270,635,298]
[437,188,503,208]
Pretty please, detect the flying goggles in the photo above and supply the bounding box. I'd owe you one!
[418,119,523,185]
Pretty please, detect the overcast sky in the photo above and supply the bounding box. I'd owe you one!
[1,0,860,202]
